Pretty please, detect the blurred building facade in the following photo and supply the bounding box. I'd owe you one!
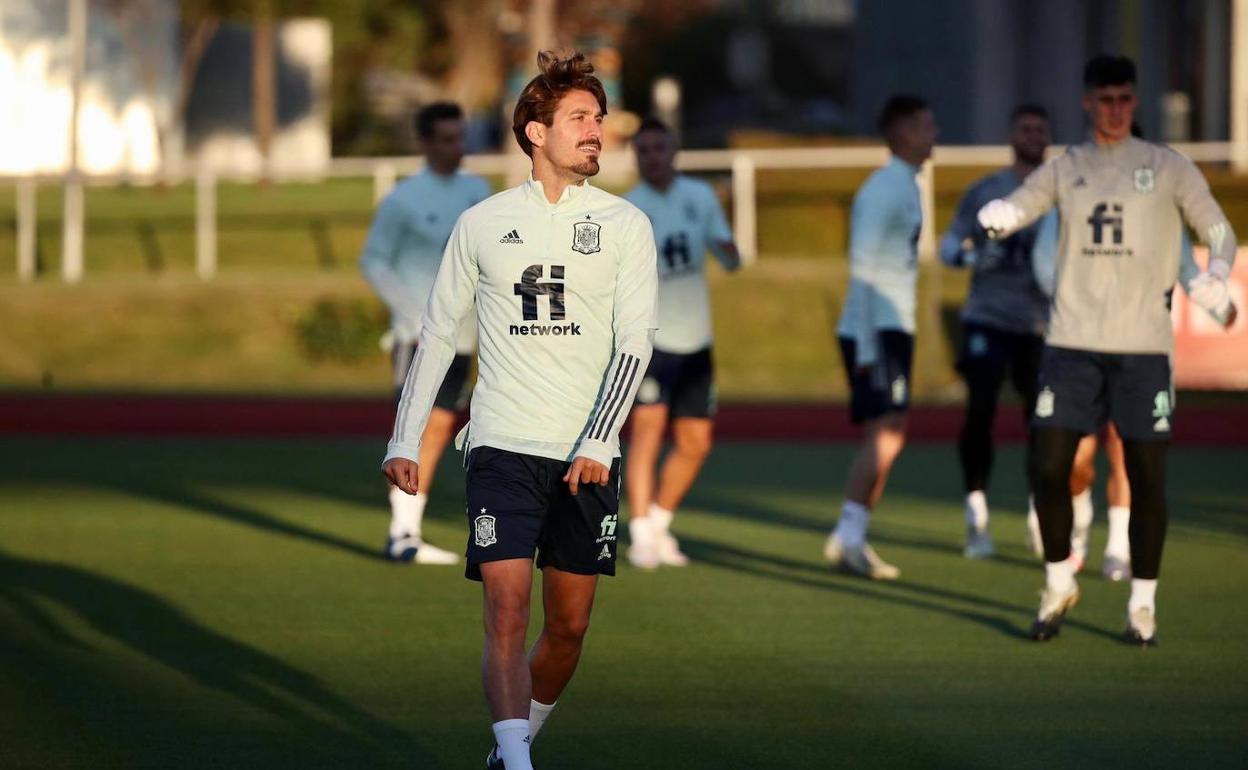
[624,0,1231,147]
[850,0,1230,144]
[0,0,331,177]
[0,0,178,175]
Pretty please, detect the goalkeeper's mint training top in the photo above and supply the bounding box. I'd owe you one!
[999,136,1236,355]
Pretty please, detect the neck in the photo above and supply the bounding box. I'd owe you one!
[428,163,457,178]
[1011,159,1040,180]
[890,147,922,169]
[646,171,676,192]
[531,155,586,203]
[1093,130,1129,147]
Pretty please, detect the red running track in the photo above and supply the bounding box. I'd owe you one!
[0,393,1243,446]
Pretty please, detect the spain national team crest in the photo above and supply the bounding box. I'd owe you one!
[1134,167,1155,193]
[572,221,602,254]
[474,512,497,547]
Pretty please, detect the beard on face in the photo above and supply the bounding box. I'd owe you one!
[569,140,602,177]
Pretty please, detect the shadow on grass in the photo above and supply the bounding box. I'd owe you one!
[0,548,421,768]
[133,481,383,561]
[676,534,1121,643]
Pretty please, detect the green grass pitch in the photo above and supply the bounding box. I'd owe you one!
[1,436,1245,769]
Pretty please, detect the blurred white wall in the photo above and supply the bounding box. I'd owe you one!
[0,0,178,176]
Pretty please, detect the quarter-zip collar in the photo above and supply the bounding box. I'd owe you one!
[524,173,592,209]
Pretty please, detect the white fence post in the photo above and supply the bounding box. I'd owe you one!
[731,153,758,265]
[373,162,397,204]
[196,167,217,280]
[17,177,36,282]
[61,176,84,284]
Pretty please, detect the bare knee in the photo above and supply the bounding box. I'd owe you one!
[484,603,530,644]
[674,427,713,461]
[872,418,907,467]
[545,612,591,646]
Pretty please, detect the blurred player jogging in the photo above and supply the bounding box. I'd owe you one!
[623,117,741,570]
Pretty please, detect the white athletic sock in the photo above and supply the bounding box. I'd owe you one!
[528,699,556,742]
[492,719,533,770]
[1045,559,1075,595]
[834,501,870,549]
[1072,489,1094,530]
[1129,578,1158,613]
[965,491,989,530]
[1105,506,1131,558]
[648,503,674,538]
[389,488,427,539]
[628,516,655,549]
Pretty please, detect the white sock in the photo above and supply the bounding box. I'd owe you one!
[965,490,989,530]
[834,501,870,549]
[389,488,427,539]
[648,503,674,538]
[1045,559,1075,594]
[492,719,533,770]
[628,516,655,549]
[528,699,556,742]
[1105,505,1131,558]
[1129,578,1158,613]
[1072,489,1094,530]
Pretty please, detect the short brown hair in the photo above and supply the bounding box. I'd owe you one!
[512,51,608,157]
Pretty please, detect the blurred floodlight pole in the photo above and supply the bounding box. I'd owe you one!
[62,0,87,284]
[254,0,276,179]
[1234,0,1248,172]
[917,161,936,261]
[731,154,757,265]
[17,179,36,282]
[195,167,217,280]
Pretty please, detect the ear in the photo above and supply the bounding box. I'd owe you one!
[1080,91,1092,113]
[525,121,546,150]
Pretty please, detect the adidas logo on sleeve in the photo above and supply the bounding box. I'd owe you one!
[500,229,524,244]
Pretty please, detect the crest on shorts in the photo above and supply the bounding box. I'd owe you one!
[572,221,602,254]
[890,376,908,406]
[474,512,497,547]
[1036,387,1055,418]
[1134,167,1155,193]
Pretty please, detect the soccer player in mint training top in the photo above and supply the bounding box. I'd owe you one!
[623,117,741,569]
[940,104,1052,559]
[361,101,491,565]
[827,94,937,580]
[383,52,657,770]
[979,55,1237,645]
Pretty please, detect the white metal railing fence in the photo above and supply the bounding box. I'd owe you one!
[6,141,1241,283]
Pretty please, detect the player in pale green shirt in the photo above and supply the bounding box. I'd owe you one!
[827,95,937,580]
[623,118,741,569]
[384,53,657,770]
[360,102,491,564]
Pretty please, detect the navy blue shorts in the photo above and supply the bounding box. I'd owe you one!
[463,446,621,582]
[393,344,472,412]
[838,332,914,425]
[1032,346,1173,441]
[634,346,716,419]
